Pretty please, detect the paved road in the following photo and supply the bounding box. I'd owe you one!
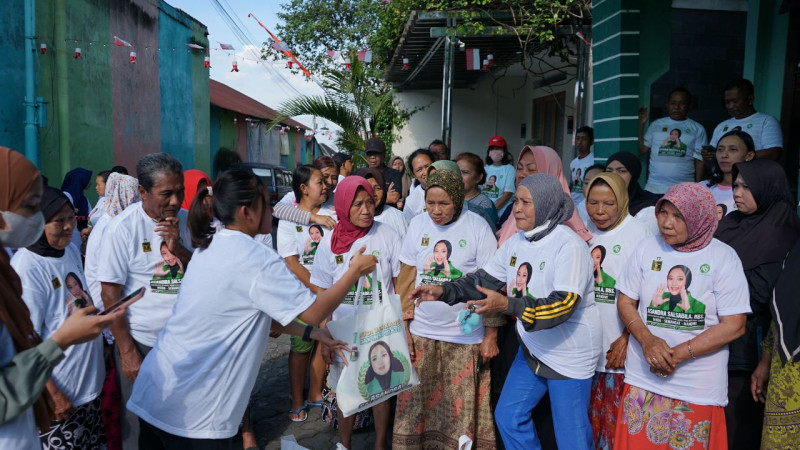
[240,334,378,450]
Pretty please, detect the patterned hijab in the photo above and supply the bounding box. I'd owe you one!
[104,173,141,218]
[425,169,464,224]
[584,172,630,231]
[655,183,717,252]
[426,159,460,178]
[518,173,574,241]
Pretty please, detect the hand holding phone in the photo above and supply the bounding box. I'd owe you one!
[99,286,145,316]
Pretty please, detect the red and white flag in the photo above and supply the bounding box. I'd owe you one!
[327,50,341,59]
[465,48,480,70]
[357,48,372,62]
[113,36,132,47]
[186,43,204,49]
[218,42,235,51]
[271,41,290,52]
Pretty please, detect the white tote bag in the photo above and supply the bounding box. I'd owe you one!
[326,263,419,417]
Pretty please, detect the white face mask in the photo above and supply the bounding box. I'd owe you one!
[489,150,504,163]
[0,211,45,248]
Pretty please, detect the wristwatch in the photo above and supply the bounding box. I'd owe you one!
[302,324,314,342]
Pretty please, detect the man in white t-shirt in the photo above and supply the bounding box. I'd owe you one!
[707,78,783,161]
[569,126,595,204]
[97,153,193,448]
[638,87,708,194]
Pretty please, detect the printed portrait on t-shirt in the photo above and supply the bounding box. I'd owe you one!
[647,265,706,330]
[358,340,410,400]
[510,262,534,299]
[345,254,383,305]
[65,272,91,315]
[592,245,616,304]
[151,241,184,294]
[421,240,463,284]
[715,204,728,222]
[302,224,324,264]
[482,175,499,198]
[658,128,688,157]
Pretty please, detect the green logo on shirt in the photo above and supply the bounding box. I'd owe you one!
[539,261,545,271]
[612,245,621,254]
[700,264,710,274]
[458,239,467,248]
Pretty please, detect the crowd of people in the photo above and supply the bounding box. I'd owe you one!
[0,76,799,450]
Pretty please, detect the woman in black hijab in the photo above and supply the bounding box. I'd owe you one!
[604,152,660,215]
[715,159,800,449]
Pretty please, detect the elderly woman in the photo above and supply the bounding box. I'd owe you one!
[584,172,649,449]
[413,173,602,449]
[615,183,750,449]
[11,187,107,448]
[393,169,499,449]
[715,160,800,449]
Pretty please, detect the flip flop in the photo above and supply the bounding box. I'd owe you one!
[306,399,323,408]
[288,403,308,423]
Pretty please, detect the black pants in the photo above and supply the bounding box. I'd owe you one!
[139,418,232,450]
[725,370,765,450]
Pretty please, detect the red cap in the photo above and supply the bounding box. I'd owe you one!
[488,135,506,148]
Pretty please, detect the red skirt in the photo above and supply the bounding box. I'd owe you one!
[614,384,727,449]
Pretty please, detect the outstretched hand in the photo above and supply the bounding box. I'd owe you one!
[466,285,508,314]
[350,246,377,277]
[410,285,444,306]
[312,328,352,366]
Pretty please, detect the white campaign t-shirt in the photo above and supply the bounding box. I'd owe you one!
[0,325,39,450]
[400,211,497,345]
[482,164,516,216]
[706,184,736,219]
[617,237,751,406]
[644,117,707,193]
[127,229,316,439]
[310,222,400,322]
[11,245,104,406]
[96,202,193,347]
[277,207,334,270]
[375,206,408,238]
[403,184,425,223]
[85,213,112,309]
[570,152,595,205]
[587,216,649,373]
[483,226,601,379]
[710,112,783,151]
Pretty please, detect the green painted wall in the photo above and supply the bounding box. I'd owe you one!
[637,1,671,111]
[0,0,26,153]
[744,0,788,117]
[190,17,210,173]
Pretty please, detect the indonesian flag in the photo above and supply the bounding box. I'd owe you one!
[218,42,235,50]
[466,48,480,70]
[113,36,132,47]
[186,43,204,49]
[271,41,290,51]
[326,50,341,59]
[357,48,372,62]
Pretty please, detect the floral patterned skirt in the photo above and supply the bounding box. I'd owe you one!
[392,335,496,449]
[41,396,105,450]
[761,354,800,449]
[614,384,727,449]
[590,371,625,449]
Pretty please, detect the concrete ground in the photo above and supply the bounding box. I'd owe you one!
[237,334,379,450]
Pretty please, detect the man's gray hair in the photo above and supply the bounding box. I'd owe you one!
[136,153,183,192]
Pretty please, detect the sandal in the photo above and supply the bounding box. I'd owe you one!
[288,403,308,423]
[306,399,323,408]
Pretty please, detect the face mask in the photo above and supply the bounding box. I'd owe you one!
[489,150,504,163]
[0,211,45,248]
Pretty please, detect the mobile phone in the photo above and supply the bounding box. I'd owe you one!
[99,286,145,316]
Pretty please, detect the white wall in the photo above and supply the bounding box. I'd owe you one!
[393,56,583,173]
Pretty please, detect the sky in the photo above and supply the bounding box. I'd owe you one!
[167,0,338,145]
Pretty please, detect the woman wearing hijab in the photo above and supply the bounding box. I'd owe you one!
[412,173,601,449]
[393,170,499,449]
[427,160,498,232]
[0,147,124,449]
[181,169,212,211]
[714,159,800,449]
[356,167,408,237]
[584,173,649,449]
[60,168,93,252]
[390,156,412,209]
[496,146,591,246]
[11,187,106,448]
[614,183,750,449]
[752,238,800,448]
[604,152,660,215]
[309,176,401,450]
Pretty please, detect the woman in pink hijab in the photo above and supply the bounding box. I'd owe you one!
[496,146,591,246]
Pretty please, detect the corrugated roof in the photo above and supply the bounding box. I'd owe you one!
[209,79,309,129]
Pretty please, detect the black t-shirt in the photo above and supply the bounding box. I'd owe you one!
[381,166,403,207]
